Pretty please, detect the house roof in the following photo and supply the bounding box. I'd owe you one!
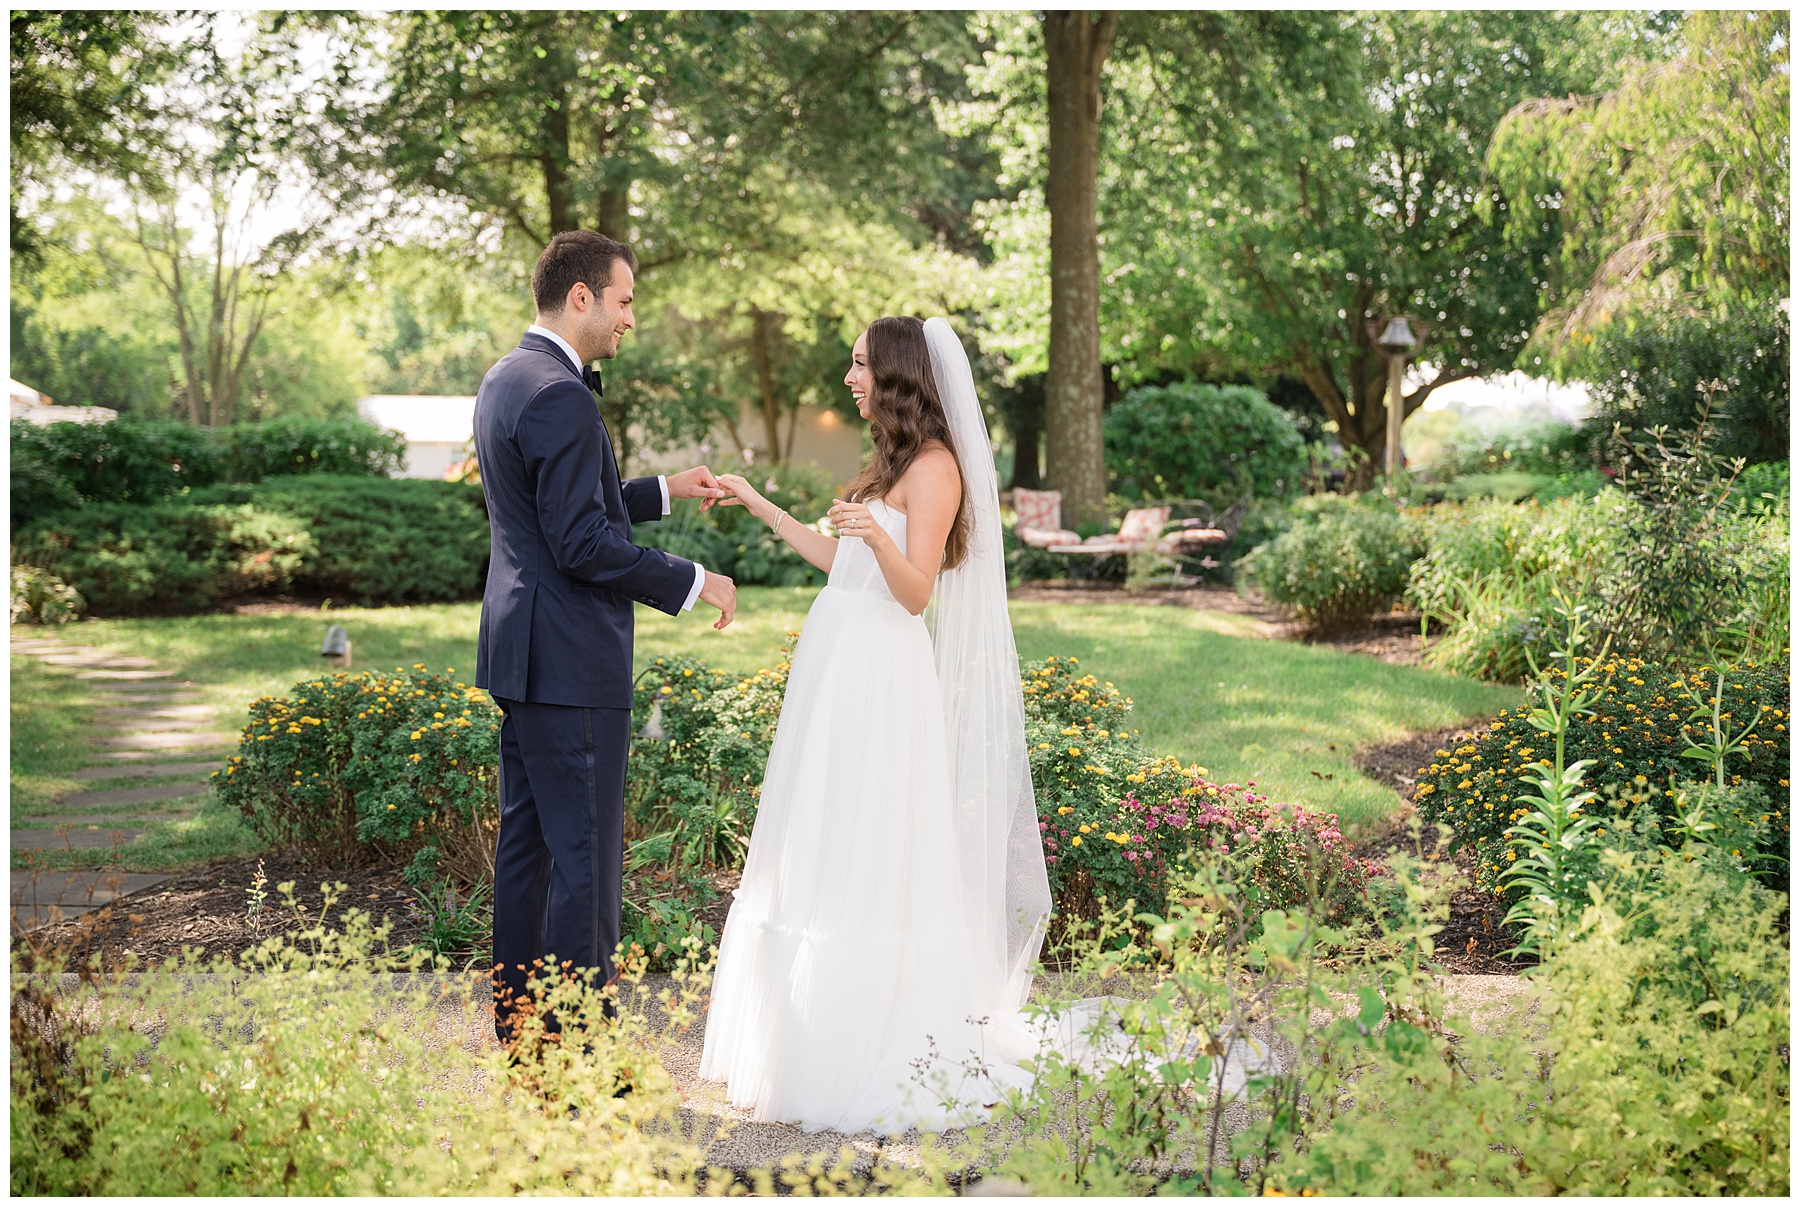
[356,395,477,444]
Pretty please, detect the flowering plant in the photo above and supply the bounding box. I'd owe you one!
[215,665,500,880]
[1411,653,1788,895]
[1039,765,1378,942]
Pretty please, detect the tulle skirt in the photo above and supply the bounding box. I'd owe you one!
[698,585,1037,1134]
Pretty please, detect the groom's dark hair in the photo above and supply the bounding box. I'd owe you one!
[532,231,638,315]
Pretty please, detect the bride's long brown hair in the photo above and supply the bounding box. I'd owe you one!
[842,316,971,569]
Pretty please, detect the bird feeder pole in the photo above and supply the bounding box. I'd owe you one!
[1376,316,1418,477]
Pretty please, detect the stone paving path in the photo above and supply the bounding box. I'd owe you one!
[11,633,233,930]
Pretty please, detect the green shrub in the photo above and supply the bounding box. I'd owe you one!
[15,476,487,614]
[9,415,405,527]
[14,501,314,615]
[1104,381,1307,503]
[1412,652,1789,898]
[1406,495,1616,681]
[627,653,788,869]
[1427,418,1595,481]
[10,900,732,1195]
[1586,304,1789,466]
[1241,499,1422,630]
[9,565,84,625]
[191,476,489,605]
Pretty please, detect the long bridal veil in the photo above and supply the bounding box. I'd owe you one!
[922,316,1052,1014]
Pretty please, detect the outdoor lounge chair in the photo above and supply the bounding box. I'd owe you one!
[1011,487,1080,548]
[1046,504,1173,562]
[1156,495,1250,585]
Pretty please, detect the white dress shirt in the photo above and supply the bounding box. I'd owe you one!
[526,325,707,612]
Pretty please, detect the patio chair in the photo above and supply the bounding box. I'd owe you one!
[1011,487,1079,548]
[1046,504,1172,577]
[1155,494,1250,585]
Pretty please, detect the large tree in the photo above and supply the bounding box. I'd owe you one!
[1488,10,1788,352]
[1042,11,1116,527]
[1097,11,1661,484]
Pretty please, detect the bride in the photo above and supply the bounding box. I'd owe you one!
[701,316,1053,1134]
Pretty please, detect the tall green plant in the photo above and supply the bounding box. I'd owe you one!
[1598,386,1748,655]
[1498,598,1611,955]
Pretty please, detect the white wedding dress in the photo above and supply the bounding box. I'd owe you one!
[699,319,1053,1135]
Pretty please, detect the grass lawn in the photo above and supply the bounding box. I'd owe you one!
[17,588,1519,860]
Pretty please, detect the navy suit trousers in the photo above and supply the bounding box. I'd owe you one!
[490,695,631,1043]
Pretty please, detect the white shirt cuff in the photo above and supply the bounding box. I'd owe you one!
[657,475,671,515]
[681,561,707,612]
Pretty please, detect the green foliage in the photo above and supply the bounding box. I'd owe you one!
[10,415,405,527]
[1426,417,1594,481]
[191,476,489,606]
[1103,381,1306,503]
[10,895,731,1195]
[16,477,487,615]
[635,462,837,587]
[1489,12,1788,350]
[1407,495,1616,681]
[969,9,1657,471]
[1586,308,1790,465]
[9,565,84,626]
[1241,499,1422,630]
[1412,652,1789,898]
[214,665,500,880]
[14,500,314,616]
[1597,394,1751,656]
[627,653,791,869]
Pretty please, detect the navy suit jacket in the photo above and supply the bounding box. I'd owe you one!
[474,333,696,708]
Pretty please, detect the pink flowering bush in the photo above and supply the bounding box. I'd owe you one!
[1040,769,1380,946]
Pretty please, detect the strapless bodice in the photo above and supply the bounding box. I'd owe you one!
[826,498,907,603]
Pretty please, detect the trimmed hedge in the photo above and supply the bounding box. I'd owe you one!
[14,476,488,614]
[11,415,406,527]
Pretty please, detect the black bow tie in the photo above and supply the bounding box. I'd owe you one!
[581,367,604,396]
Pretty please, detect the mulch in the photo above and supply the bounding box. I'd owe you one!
[1352,720,1537,976]
[19,853,433,972]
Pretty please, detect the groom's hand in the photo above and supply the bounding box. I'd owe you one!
[699,570,737,630]
[668,465,729,511]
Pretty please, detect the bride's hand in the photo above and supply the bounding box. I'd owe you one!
[715,474,773,523]
[828,498,881,545]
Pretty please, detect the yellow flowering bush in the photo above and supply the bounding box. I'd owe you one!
[1413,653,1789,896]
[215,665,500,881]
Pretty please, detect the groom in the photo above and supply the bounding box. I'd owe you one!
[473,229,735,1044]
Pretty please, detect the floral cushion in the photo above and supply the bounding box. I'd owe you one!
[1012,488,1065,533]
[1116,506,1171,545]
[1018,524,1080,548]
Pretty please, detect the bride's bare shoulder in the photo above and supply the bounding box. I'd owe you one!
[892,444,961,513]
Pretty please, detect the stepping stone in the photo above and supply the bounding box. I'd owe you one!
[11,641,80,654]
[89,691,207,706]
[17,814,191,828]
[94,732,234,751]
[69,760,223,782]
[11,827,146,850]
[93,717,212,734]
[39,653,161,669]
[10,870,168,931]
[55,783,211,809]
[75,669,183,681]
[90,678,194,692]
[94,704,217,721]
[95,748,230,763]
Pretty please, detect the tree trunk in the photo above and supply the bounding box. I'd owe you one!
[1006,375,1046,489]
[749,308,784,462]
[541,79,576,236]
[1043,11,1116,528]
